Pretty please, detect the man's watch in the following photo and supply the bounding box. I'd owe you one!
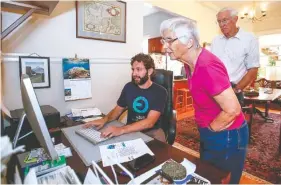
[234,88,242,93]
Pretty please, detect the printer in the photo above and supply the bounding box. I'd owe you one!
[6,105,60,150]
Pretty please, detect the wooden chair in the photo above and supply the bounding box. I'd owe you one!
[254,78,275,88]
[273,80,281,113]
[252,78,275,122]
[175,88,194,121]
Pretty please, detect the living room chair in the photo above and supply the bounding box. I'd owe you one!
[273,80,281,114]
[252,78,275,122]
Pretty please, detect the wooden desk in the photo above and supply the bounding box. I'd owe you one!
[244,87,281,102]
[244,87,281,122]
[61,129,228,184]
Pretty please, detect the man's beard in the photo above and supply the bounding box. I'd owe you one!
[132,72,149,85]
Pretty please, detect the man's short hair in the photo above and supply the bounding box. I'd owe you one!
[217,7,238,17]
[131,53,155,76]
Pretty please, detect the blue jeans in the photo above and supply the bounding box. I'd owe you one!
[198,121,249,184]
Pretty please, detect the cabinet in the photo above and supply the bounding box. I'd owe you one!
[148,37,163,53]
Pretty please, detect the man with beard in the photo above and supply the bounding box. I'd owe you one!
[83,53,167,142]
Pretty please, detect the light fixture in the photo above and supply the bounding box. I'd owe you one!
[240,2,268,23]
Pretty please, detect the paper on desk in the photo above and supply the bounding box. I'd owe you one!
[71,108,102,117]
[99,138,154,167]
[84,168,102,184]
[56,148,72,158]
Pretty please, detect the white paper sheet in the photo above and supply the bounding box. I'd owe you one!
[71,108,102,117]
[99,138,154,167]
[84,168,102,184]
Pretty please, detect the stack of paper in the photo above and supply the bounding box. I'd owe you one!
[99,138,154,167]
[71,108,102,118]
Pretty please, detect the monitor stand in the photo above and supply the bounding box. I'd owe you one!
[12,113,33,148]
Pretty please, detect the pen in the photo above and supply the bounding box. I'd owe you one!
[117,171,135,177]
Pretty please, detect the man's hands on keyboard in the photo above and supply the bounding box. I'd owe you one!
[100,126,125,138]
[82,117,106,130]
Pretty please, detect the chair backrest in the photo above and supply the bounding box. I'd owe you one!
[151,69,174,137]
[276,80,281,89]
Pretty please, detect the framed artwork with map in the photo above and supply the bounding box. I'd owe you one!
[76,1,126,43]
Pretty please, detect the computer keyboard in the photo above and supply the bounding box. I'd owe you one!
[75,127,109,145]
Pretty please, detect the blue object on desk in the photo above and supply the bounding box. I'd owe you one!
[174,174,193,184]
[107,144,115,149]
[117,170,136,177]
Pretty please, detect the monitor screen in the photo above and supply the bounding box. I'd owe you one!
[20,74,58,160]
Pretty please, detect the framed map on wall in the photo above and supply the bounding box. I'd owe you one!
[76,1,126,43]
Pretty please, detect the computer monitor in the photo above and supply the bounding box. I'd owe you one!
[13,74,58,160]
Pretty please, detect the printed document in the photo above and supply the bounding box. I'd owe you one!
[99,138,154,167]
[71,108,102,117]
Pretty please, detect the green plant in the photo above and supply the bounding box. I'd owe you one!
[268,56,276,66]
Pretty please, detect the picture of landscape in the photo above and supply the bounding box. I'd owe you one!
[63,58,90,79]
[25,61,45,83]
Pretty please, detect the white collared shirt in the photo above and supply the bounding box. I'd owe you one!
[211,28,260,84]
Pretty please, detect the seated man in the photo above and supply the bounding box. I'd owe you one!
[83,53,167,142]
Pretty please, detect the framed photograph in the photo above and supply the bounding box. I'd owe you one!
[19,56,51,88]
[76,1,126,43]
[203,42,211,51]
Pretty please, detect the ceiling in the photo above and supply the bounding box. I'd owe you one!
[208,1,281,19]
[143,3,159,17]
[1,1,59,15]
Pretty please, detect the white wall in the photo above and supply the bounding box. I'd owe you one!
[146,0,219,43]
[1,1,143,115]
[143,11,175,38]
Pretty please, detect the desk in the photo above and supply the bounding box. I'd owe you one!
[244,87,281,153]
[60,119,228,184]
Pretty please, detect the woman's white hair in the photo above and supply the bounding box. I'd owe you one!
[160,17,200,48]
[217,7,238,17]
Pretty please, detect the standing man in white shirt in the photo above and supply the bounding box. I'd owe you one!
[211,7,260,106]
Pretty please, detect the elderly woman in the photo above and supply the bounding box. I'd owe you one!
[160,18,248,184]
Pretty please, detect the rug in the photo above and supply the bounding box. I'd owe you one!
[175,113,281,184]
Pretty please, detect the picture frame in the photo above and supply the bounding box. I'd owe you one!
[76,1,127,43]
[203,42,211,51]
[19,56,51,89]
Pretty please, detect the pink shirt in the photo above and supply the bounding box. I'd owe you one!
[185,48,245,130]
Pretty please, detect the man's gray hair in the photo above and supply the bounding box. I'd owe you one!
[217,7,238,17]
[160,17,200,47]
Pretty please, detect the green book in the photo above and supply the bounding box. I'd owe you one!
[23,156,66,176]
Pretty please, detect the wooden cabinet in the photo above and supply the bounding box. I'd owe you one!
[148,37,163,53]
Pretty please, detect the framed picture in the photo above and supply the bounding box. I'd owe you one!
[19,56,51,88]
[76,1,126,43]
[203,42,211,51]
